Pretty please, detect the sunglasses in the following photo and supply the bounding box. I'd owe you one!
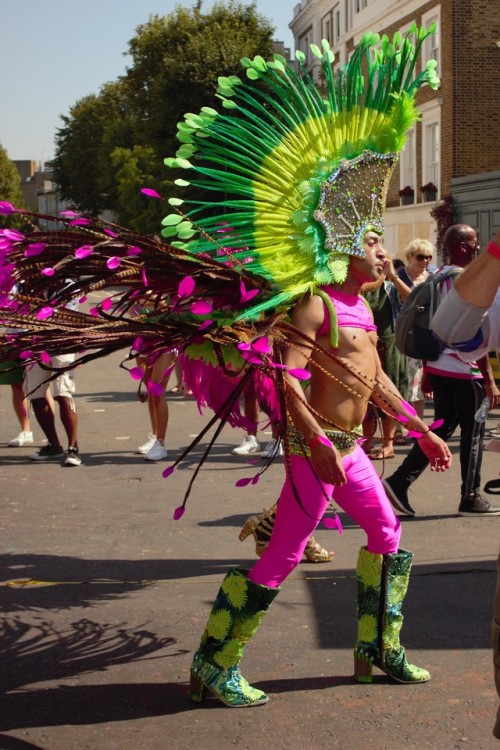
[415,254,432,261]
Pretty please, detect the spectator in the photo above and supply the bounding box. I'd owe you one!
[383,225,500,517]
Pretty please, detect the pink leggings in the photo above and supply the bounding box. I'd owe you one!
[248,445,401,588]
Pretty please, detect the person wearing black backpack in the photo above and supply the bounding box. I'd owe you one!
[383,224,500,517]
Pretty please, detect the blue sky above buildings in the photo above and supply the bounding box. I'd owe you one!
[1,0,294,162]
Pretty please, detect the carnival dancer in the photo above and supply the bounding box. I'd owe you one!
[189,230,452,708]
[0,27,450,709]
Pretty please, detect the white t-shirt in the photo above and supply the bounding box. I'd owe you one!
[456,291,500,362]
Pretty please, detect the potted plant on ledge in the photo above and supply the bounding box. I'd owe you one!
[420,182,438,202]
[399,186,415,205]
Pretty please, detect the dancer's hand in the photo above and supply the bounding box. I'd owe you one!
[310,442,347,485]
[417,431,452,471]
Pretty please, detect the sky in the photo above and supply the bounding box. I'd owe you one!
[1,0,295,164]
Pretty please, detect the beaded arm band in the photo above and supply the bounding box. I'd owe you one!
[486,241,500,261]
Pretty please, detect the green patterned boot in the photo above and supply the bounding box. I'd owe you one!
[189,568,280,707]
[353,546,430,684]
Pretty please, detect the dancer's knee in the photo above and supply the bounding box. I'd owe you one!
[366,517,401,555]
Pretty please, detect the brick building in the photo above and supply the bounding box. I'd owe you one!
[290,0,500,259]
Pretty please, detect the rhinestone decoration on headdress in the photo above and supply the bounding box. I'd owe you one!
[314,151,396,259]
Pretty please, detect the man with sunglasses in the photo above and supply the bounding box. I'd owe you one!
[384,224,500,517]
[431,229,500,740]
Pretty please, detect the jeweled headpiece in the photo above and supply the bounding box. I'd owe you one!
[162,26,439,312]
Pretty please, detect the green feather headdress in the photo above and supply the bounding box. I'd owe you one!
[162,25,439,316]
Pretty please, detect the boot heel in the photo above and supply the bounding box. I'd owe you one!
[238,517,257,542]
[353,653,373,683]
[189,669,207,702]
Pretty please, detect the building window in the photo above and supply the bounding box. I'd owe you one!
[423,121,440,189]
[400,127,416,193]
[334,6,341,43]
[422,9,440,73]
[299,33,311,65]
[352,0,369,14]
[322,16,331,44]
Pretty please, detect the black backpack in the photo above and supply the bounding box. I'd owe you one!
[394,267,461,360]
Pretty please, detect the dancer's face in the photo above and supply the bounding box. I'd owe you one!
[350,232,386,284]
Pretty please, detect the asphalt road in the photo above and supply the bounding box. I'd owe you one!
[1,322,499,749]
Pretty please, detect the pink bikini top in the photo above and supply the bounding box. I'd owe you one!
[317,286,377,337]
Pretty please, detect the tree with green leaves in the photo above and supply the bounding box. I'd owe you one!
[0,144,25,227]
[52,81,133,216]
[52,1,275,232]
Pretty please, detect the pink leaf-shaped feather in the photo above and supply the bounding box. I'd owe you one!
[147,381,164,397]
[235,477,253,487]
[36,306,54,320]
[252,337,272,354]
[322,514,343,534]
[69,218,91,226]
[101,297,113,311]
[178,275,195,298]
[24,243,46,257]
[127,246,142,256]
[75,245,94,260]
[190,300,212,315]
[0,201,15,215]
[162,466,175,479]
[430,418,444,430]
[287,368,311,381]
[106,256,121,270]
[400,399,417,417]
[198,319,213,331]
[241,288,259,303]
[41,267,55,277]
[173,505,185,520]
[129,366,144,381]
[4,229,24,242]
[141,187,162,199]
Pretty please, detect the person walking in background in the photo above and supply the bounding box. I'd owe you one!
[1,283,34,446]
[362,254,411,459]
[27,353,81,466]
[398,239,436,421]
[0,359,33,447]
[136,349,176,461]
[383,225,500,517]
[430,229,500,739]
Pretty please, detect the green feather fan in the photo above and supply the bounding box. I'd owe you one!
[163,25,439,317]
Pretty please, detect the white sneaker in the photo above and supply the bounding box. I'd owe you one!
[8,431,34,447]
[260,439,283,458]
[144,440,168,461]
[137,433,156,454]
[232,435,260,455]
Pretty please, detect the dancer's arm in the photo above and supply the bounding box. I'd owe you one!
[432,231,500,351]
[371,363,452,471]
[283,295,347,485]
[453,231,500,308]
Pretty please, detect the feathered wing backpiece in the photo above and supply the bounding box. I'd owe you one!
[0,27,439,516]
